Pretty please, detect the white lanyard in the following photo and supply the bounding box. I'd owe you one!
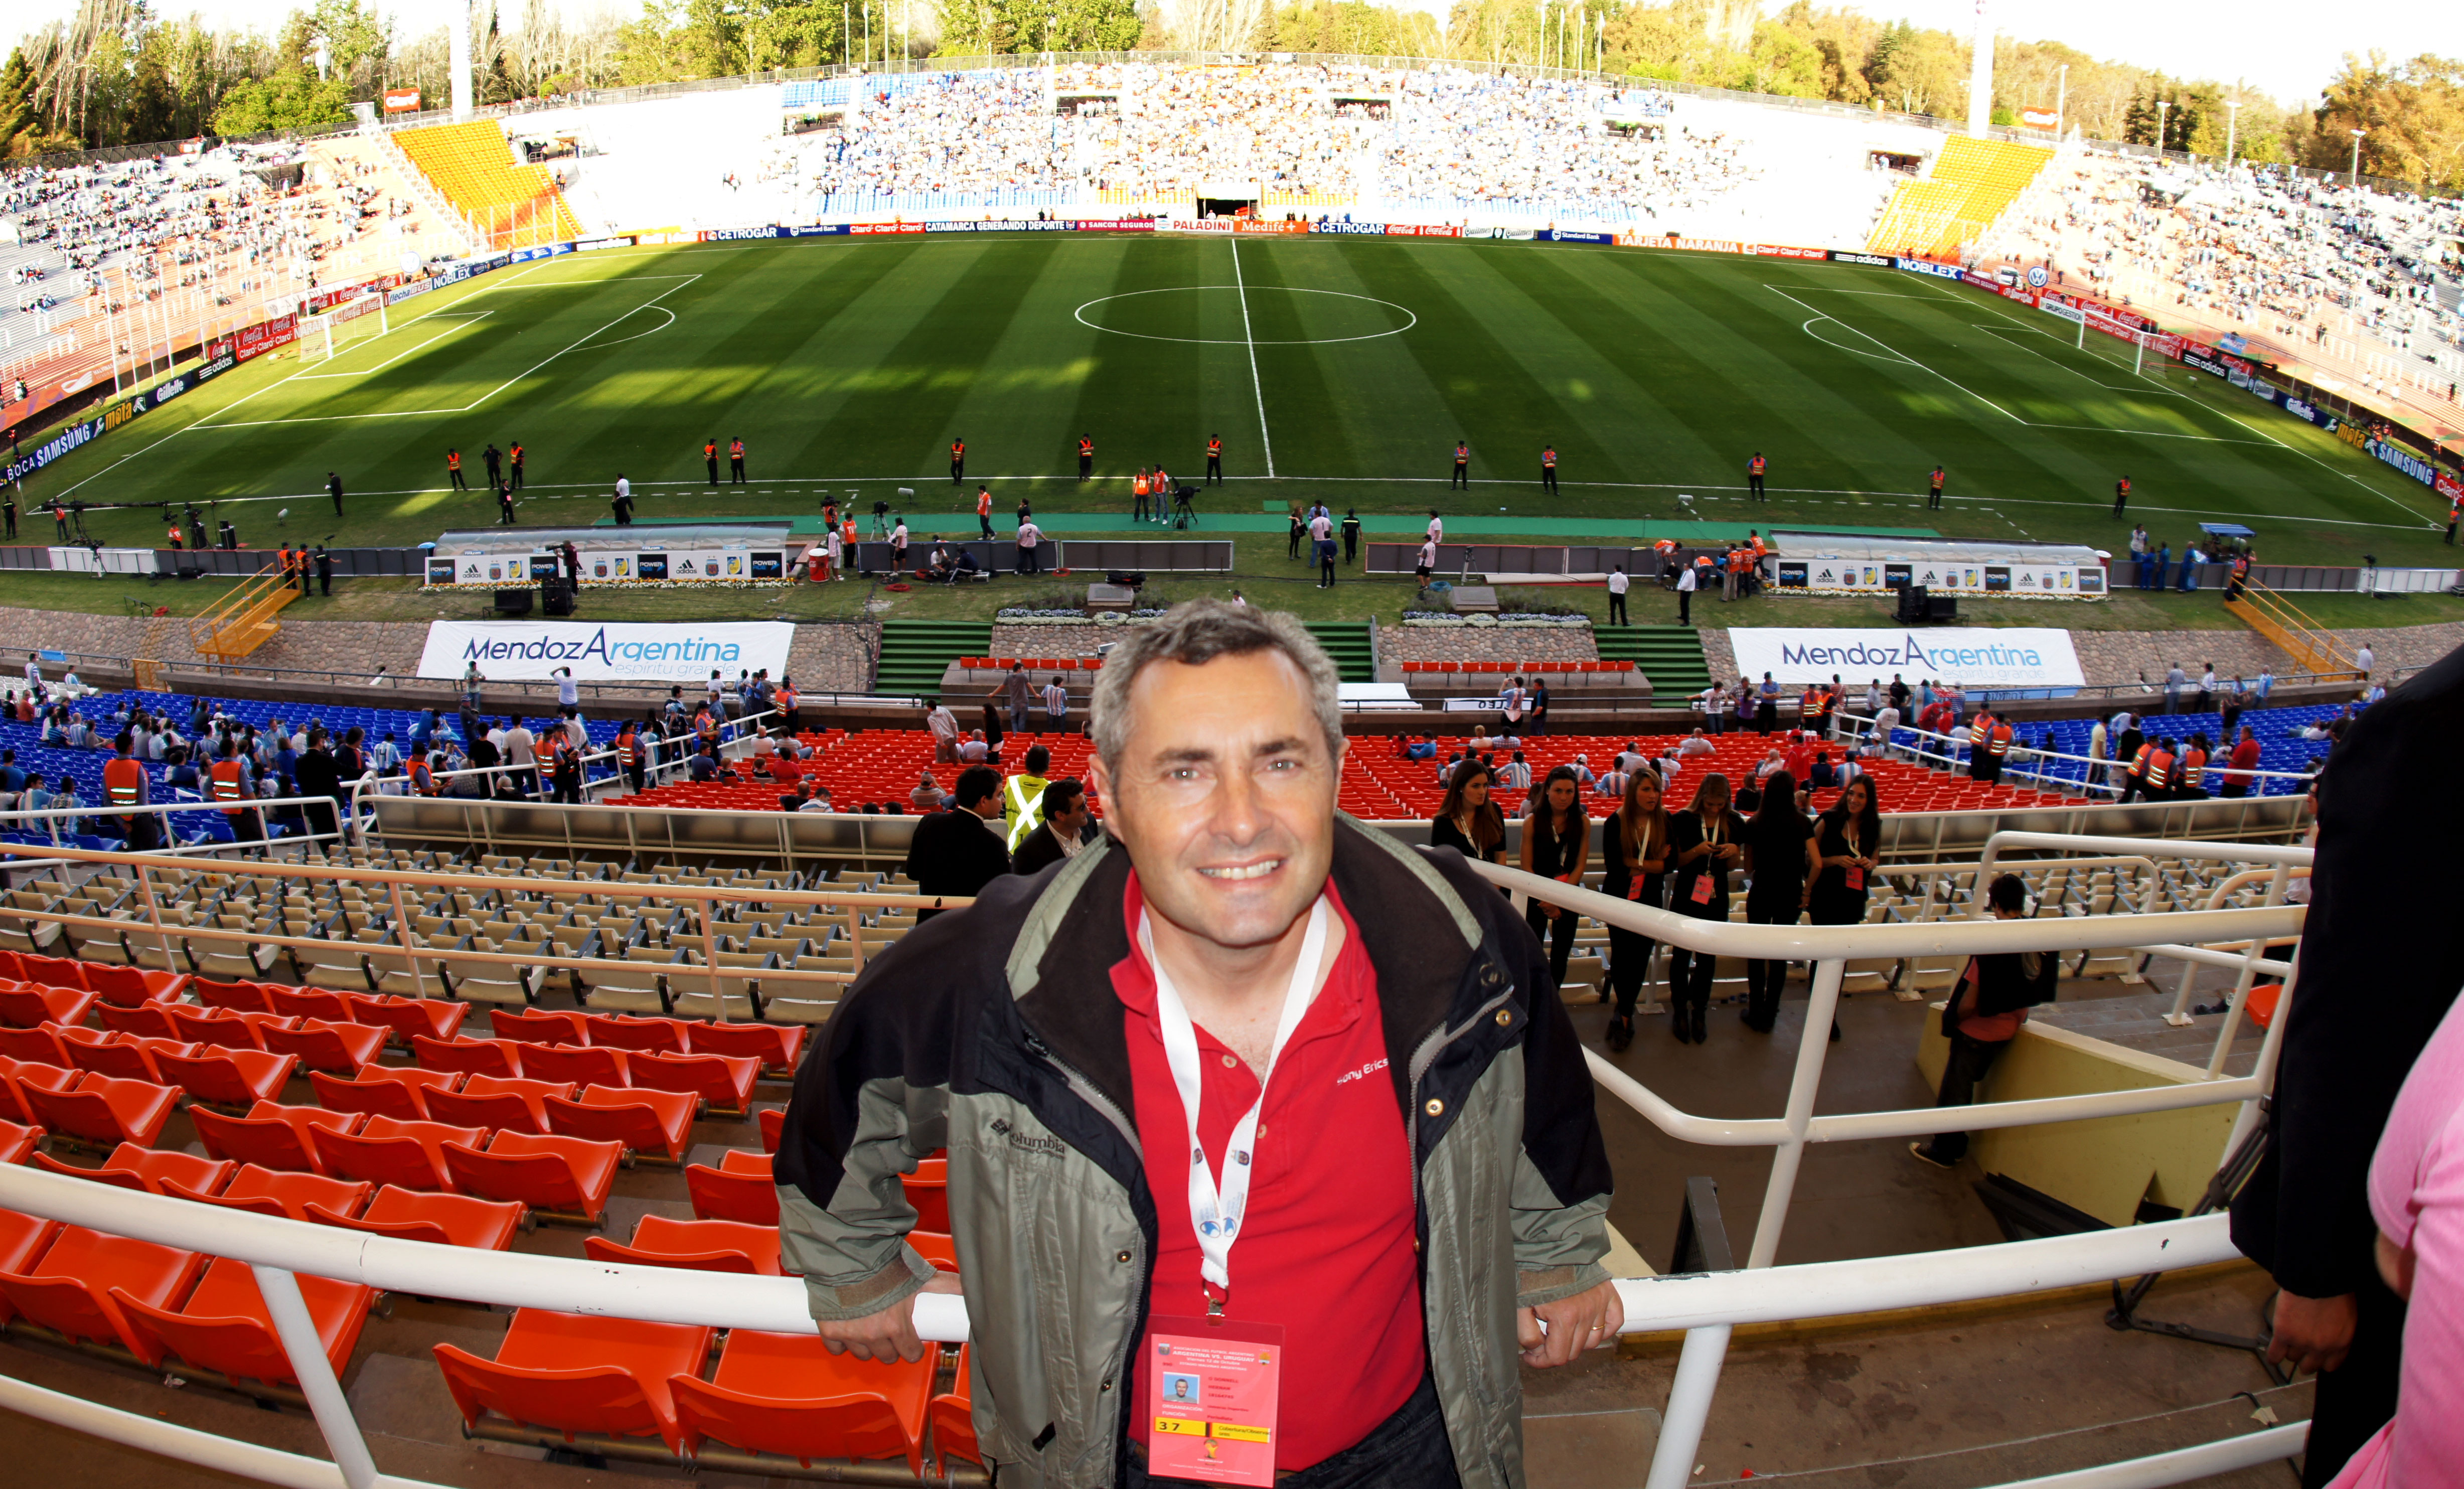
[1141,897,1330,1300]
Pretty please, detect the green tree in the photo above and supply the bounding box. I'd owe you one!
[0,49,37,156]
[939,0,1141,55]
[211,68,354,133]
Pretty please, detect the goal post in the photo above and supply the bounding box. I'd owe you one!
[307,292,388,363]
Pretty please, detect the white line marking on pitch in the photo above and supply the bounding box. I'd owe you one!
[1229,236,1275,479]
[293,313,494,380]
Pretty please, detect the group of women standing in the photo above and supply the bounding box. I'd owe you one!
[1431,757,1883,1050]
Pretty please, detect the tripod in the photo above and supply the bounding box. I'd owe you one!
[1172,489,1197,528]
[2105,1099,2288,1385]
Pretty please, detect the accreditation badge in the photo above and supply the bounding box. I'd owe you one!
[1144,1316,1284,1486]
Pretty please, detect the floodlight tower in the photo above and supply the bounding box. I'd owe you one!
[450,0,474,121]
[1964,0,1994,138]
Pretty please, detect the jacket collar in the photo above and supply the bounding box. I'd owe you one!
[1007,815,1491,1136]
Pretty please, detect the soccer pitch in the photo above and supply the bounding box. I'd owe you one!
[38,233,2451,565]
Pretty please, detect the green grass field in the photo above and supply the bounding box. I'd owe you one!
[29,232,2458,593]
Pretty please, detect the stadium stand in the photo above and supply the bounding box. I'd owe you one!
[393,121,584,249]
[1866,134,2055,257]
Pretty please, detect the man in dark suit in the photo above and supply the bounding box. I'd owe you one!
[1010,778,1091,878]
[2231,641,2464,1486]
[902,765,1009,922]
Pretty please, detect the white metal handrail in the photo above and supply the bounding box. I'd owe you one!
[1833,707,2324,798]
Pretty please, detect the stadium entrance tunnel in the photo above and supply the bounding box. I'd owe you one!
[1073,285,1417,346]
[1196,197,1258,217]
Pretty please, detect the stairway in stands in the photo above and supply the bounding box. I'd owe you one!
[1594,625,1709,698]
[1306,623,1376,683]
[875,621,990,698]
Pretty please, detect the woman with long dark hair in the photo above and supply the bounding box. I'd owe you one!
[1519,765,1590,988]
[1740,769,1818,1033]
[1664,772,1744,1044]
[1808,775,1883,1044]
[1601,766,1669,1052]
[1430,758,1506,866]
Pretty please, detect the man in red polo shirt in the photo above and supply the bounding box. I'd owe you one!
[779,600,1619,1489]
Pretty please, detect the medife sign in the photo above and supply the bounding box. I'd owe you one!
[1728,628,2085,689]
[416,621,796,683]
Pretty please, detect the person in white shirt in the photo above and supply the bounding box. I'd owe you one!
[1042,676,1068,725]
[1595,766,1628,798]
[1015,519,1044,575]
[555,667,579,710]
[2356,642,2375,677]
[1870,704,1901,758]
[1675,560,1698,623]
[1427,511,1444,544]
[1863,681,1883,714]
[1567,754,1595,787]
[1606,564,1629,625]
[927,703,961,762]
[823,526,843,580]
[22,655,41,691]
[1498,752,1532,792]
[614,475,631,506]
[1677,729,1715,757]
[502,719,538,796]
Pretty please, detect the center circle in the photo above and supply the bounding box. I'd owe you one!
[1074,286,1417,346]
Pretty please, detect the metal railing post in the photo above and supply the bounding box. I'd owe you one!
[1745,956,1845,1269]
[1643,1323,1733,1489]
[248,1263,381,1489]
[136,860,180,972]
[2206,864,2291,1079]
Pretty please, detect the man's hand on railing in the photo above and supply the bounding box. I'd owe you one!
[1518,1278,1625,1368]
[819,1270,964,1365]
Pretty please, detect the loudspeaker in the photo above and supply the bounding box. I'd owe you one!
[494,588,534,616]
[1106,570,1147,588]
[543,582,575,617]
[1896,584,1927,623]
[1927,595,1958,623]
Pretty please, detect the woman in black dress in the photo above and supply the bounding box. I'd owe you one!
[1807,775,1882,1043]
[1429,758,1506,867]
[1665,772,1744,1044]
[1518,765,1590,988]
[1600,765,1669,1052]
[1740,770,1819,1033]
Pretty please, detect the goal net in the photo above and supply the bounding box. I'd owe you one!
[305,292,388,363]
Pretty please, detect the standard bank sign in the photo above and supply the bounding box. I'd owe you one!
[416,620,796,682]
[1728,627,2085,688]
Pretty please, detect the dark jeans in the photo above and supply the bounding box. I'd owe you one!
[1915,1031,2008,1162]
[1129,1370,1457,1489]
[1743,892,1800,1025]
[1525,901,1577,988]
[1607,924,1656,1016]
[1665,900,1724,1013]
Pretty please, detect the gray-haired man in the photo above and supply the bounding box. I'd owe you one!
[778,599,1618,1489]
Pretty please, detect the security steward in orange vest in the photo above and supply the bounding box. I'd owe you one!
[1748,452,1768,499]
[1541,443,1558,493]
[209,739,261,841]
[1077,434,1094,481]
[2122,737,2173,804]
[950,437,966,486]
[1205,434,1223,485]
[615,720,646,794]
[975,486,994,541]
[447,448,467,490]
[705,439,720,485]
[729,437,746,484]
[104,732,156,851]
[1968,710,2012,784]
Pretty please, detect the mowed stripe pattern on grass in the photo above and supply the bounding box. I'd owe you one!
[38,236,2444,564]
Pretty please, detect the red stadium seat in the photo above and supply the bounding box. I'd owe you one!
[0,1056,85,1127]
[306,1184,525,1250]
[339,992,471,1046]
[91,1001,179,1038]
[262,1019,387,1076]
[64,1031,194,1084]
[165,1007,300,1052]
[192,977,281,1013]
[310,1066,463,1122]
[686,1021,805,1074]
[153,1047,298,1111]
[442,1132,621,1225]
[427,1075,576,1136]
[0,1023,83,1067]
[629,1050,758,1117]
[167,1165,374,1222]
[581,1013,691,1055]
[670,1330,938,1475]
[758,1106,783,1153]
[114,1257,375,1389]
[32,1143,235,1198]
[312,1115,487,1192]
[0,1117,39,1165]
[584,1215,782,1275]
[490,1008,589,1046]
[412,1034,522,1078]
[0,1226,207,1365]
[0,984,94,1030]
[0,1208,64,1325]
[24,1073,179,1149]
[434,1309,714,1455]
[516,1044,631,1088]
[82,966,188,1007]
[685,1160,778,1226]
[543,1085,695,1163]
[930,1347,979,1468]
[12,955,89,991]
[905,1157,950,1235]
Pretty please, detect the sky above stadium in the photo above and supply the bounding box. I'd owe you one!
[8,0,2455,109]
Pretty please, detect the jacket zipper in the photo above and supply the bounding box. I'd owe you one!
[1023,1033,1148,1478]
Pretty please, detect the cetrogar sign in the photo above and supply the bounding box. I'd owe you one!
[416,621,796,682]
[1728,628,2085,688]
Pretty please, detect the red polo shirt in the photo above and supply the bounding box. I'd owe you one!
[1113,874,1424,1471]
